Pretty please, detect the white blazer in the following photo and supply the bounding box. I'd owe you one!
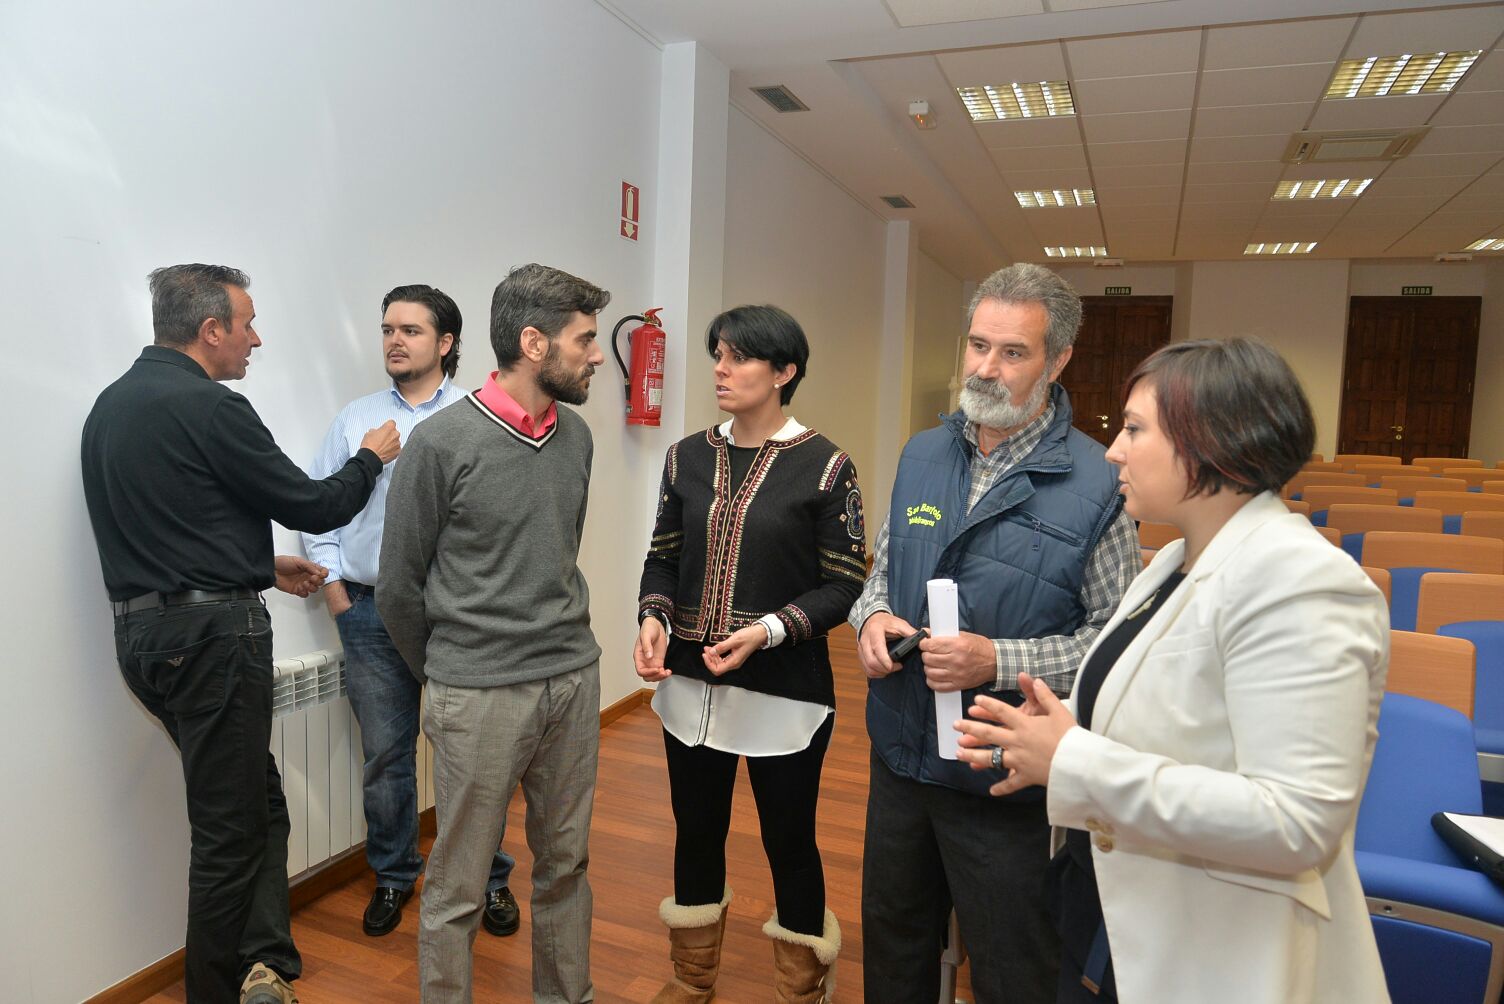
[1048,492,1392,1004]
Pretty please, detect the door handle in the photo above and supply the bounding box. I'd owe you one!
[1098,414,1109,430]
[1391,425,1404,432]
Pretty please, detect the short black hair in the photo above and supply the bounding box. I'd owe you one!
[382,284,462,378]
[490,263,611,370]
[148,263,249,347]
[1126,338,1316,498]
[705,305,809,405]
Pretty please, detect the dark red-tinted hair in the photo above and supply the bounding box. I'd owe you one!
[1124,338,1315,498]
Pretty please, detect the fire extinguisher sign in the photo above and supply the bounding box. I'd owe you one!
[620,181,640,242]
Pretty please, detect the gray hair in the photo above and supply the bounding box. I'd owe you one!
[148,263,250,347]
[966,263,1082,362]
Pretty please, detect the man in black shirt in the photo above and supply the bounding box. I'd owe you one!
[81,263,401,1004]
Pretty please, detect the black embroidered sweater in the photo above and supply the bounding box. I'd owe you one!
[638,425,867,707]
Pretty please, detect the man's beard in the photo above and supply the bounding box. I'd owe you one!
[537,343,593,405]
[388,356,438,384]
[959,371,1048,430]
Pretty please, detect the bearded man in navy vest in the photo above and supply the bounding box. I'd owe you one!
[850,263,1141,1004]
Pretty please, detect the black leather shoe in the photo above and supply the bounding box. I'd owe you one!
[362,885,413,937]
[483,886,520,936]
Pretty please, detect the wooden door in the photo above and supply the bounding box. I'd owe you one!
[1059,296,1172,446]
[1338,297,1479,461]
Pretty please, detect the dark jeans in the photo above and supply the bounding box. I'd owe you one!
[336,582,514,892]
[861,750,1060,1004]
[662,713,834,935]
[114,598,300,1004]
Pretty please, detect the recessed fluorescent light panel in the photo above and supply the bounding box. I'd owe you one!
[1244,242,1317,255]
[1325,51,1481,98]
[1272,179,1373,200]
[1044,246,1108,258]
[1467,238,1504,252]
[1016,189,1096,208]
[957,81,1075,121]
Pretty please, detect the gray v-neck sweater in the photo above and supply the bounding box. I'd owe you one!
[377,394,600,687]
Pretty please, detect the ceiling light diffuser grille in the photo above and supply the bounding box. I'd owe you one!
[1325,51,1481,98]
[1467,238,1504,252]
[957,81,1075,121]
[1015,189,1096,208]
[880,194,915,209]
[1272,179,1373,199]
[1245,242,1317,255]
[1044,246,1108,258]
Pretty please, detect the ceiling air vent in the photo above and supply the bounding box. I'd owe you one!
[880,195,915,209]
[1283,127,1428,164]
[751,85,808,113]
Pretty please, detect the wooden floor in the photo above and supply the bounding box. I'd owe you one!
[148,626,971,1002]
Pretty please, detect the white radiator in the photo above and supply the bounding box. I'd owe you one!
[271,651,437,879]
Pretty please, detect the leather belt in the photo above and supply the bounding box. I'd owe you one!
[111,588,261,617]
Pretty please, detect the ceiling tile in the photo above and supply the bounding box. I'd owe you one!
[1459,51,1504,93]
[884,0,1042,28]
[1090,138,1187,167]
[1025,217,1105,243]
[1247,221,1336,241]
[1186,161,1286,184]
[1080,108,1191,143]
[1002,167,1094,190]
[1178,202,1264,222]
[1108,237,1175,259]
[1193,102,1312,138]
[1098,203,1175,223]
[1101,184,1182,206]
[1181,181,1275,203]
[1258,199,1351,220]
[1072,73,1196,115]
[1198,64,1335,107]
[1307,94,1445,131]
[1429,90,1504,128]
[1065,29,1201,79]
[1202,18,1356,70]
[1382,152,1504,178]
[1188,133,1290,163]
[1363,175,1472,198]
[1281,161,1392,181]
[935,41,1068,84]
[1346,193,1451,214]
[988,143,1089,171]
[1094,163,1180,187]
[1345,6,1504,57]
[974,117,1082,149]
[1419,125,1504,155]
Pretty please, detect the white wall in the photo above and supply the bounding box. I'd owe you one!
[1349,260,1488,297]
[911,251,966,436]
[712,106,890,527]
[1052,263,1179,297]
[1,0,664,998]
[1180,260,1353,457]
[1474,259,1504,464]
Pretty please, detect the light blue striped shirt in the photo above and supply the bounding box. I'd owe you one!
[302,377,466,585]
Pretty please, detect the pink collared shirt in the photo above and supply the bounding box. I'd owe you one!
[474,372,558,439]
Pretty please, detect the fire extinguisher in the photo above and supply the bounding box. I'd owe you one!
[611,308,665,427]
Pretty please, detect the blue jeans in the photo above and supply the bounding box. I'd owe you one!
[337,582,514,892]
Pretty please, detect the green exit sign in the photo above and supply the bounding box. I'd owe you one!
[1402,285,1433,296]
[1104,286,1132,296]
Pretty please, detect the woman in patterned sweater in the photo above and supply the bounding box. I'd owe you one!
[635,305,866,1003]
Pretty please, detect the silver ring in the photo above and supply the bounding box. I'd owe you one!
[991,747,1004,771]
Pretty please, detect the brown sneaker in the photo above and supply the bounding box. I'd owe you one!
[241,962,299,1004]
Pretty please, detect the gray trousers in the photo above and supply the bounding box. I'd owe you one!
[419,666,600,1004]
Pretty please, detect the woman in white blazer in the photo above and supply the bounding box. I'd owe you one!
[955,338,1390,1004]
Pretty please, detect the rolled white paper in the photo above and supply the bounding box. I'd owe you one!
[927,578,963,760]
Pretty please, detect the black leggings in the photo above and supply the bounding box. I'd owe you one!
[663,713,834,935]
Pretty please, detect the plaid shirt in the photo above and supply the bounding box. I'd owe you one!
[849,404,1140,695]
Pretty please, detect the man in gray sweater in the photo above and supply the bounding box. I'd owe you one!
[378,263,610,1003]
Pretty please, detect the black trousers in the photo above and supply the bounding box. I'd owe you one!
[114,598,300,1003]
[662,713,834,935]
[861,750,1060,1004]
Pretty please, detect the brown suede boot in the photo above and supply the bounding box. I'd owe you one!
[650,886,733,1004]
[763,909,841,1003]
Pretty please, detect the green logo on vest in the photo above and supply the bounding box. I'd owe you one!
[906,502,943,527]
